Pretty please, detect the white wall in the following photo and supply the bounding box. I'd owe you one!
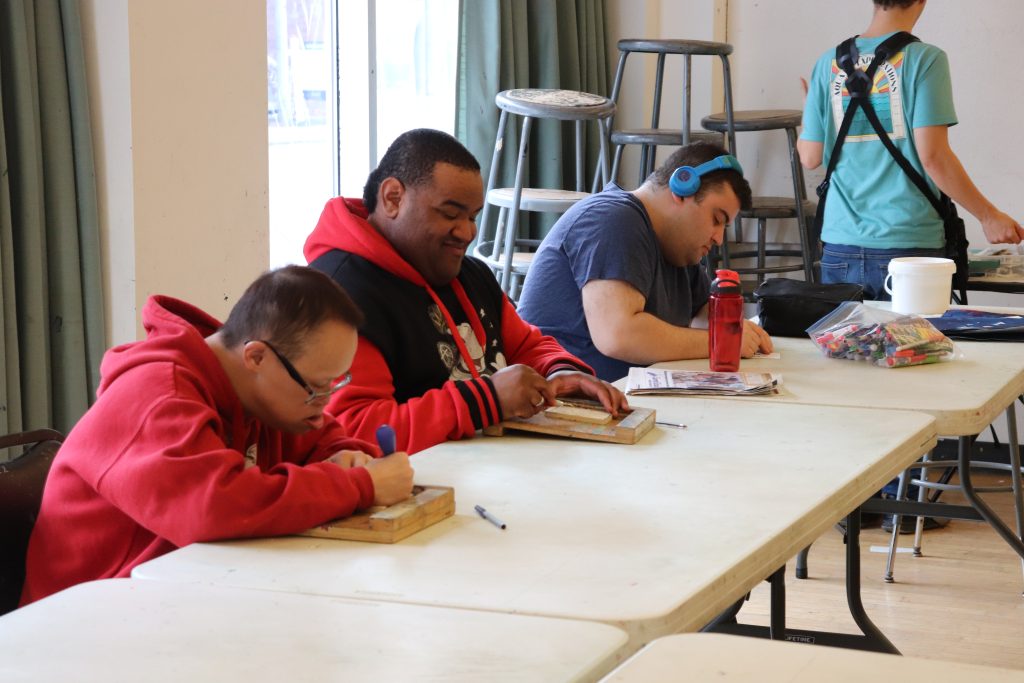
[79,0,269,345]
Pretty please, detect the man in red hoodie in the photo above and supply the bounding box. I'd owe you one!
[306,128,628,453]
[20,266,414,605]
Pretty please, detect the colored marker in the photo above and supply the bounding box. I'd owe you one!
[474,505,506,530]
[375,424,396,455]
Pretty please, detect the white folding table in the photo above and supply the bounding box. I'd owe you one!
[600,633,1024,682]
[133,400,934,657]
[0,579,628,683]
[637,335,1024,563]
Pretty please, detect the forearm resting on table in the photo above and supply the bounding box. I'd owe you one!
[595,312,709,364]
[582,280,708,364]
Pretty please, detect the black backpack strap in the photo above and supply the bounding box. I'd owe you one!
[845,33,950,219]
[812,32,924,251]
[819,32,921,197]
[855,91,947,216]
[850,44,970,295]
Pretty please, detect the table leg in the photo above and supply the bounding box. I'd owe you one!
[957,429,1024,566]
[843,509,900,654]
[704,508,900,653]
[769,566,786,640]
[1005,402,1024,589]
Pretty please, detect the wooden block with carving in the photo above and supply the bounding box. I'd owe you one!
[299,485,454,543]
[544,402,613,424]
[484,399,655,444]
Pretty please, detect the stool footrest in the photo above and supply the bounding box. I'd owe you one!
[611,129,722,146]
[475,255,536,275]
[726,247,805,260]
[727,263,808,276]
[486,188,589,213]
[743,197,817,220]
[473,242,539,270]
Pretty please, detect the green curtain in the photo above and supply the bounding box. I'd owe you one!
[0,0,104,439]
[455,0,609,239]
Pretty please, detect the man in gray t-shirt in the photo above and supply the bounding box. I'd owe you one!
[517,141,773,382]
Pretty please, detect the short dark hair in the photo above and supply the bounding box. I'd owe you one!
[219,265,364,358]
[649,140,752,211]
[363,128,481,212]
[874,0,920,9]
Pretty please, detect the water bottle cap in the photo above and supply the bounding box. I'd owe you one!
[714,269,740,283]
[711,269,742,294]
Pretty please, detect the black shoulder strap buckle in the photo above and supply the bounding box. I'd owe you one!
[837,37,870,97]
[835,32,919,98]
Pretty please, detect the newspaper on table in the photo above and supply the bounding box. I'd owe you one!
[625,367,779,396]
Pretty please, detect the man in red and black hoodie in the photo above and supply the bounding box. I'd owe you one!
[306,128,628,453]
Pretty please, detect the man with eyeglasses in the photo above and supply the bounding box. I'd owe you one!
[307,128,629,453]
[21,266,414,605]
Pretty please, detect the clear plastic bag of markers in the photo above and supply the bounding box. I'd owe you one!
[806,302,962,368]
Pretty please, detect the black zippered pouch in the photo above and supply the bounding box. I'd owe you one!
[753,278,864,337]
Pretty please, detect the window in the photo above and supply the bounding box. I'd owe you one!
[267,0,458,267]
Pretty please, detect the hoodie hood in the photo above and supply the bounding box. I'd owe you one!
[304,197,429,287]
[98,296,234,408]
[305,196,491,382]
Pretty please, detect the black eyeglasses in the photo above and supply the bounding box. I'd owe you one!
[250,340,352,404]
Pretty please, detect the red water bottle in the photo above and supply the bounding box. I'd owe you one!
[709,269,743,372]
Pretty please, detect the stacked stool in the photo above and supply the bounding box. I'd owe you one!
[606,38,737,188]
[473,89,615,299]
[702,109,817,286]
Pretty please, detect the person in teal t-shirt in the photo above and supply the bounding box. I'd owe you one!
[798,0,1024,299]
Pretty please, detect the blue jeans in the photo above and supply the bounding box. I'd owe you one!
[820,243,946,301]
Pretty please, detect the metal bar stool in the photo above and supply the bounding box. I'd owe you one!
[702,109,816,286]
[604,38,737,190]
[474,89,615,298]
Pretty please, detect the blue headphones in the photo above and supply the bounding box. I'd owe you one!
[669,154,744,197]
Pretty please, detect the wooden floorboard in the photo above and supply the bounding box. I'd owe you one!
[741,472,1024,670]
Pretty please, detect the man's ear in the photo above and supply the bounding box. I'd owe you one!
[377,177,405,218]
[241,341,267,373]
[668,190,691,208]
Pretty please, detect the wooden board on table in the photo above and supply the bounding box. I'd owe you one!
[483,399,655,444]
[299,485,454,543]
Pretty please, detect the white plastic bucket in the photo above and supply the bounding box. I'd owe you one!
[883,257,956,315]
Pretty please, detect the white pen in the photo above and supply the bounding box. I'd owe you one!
[656,420,687,429]
[474,504,507,530]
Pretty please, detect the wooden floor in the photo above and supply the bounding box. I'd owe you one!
[742,472,1024,670]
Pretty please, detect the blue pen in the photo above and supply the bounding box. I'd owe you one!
[375,424,396,455]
